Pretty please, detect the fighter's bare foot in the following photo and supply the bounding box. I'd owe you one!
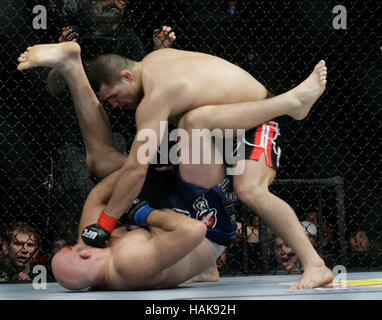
[289,262,334,290]
[288,60,327,120]
[17,42,81,72]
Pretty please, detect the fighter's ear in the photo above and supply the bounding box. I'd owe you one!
[79,250,91,260]
[120,69,133,81]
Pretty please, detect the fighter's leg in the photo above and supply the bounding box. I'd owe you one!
[17,42,125,178]
[233,156,333,289]
[180,61,327,136]
[177,114,225,188]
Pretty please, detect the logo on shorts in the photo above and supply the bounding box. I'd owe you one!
[193,195,217,228]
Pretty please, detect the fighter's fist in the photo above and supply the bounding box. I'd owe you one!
[82,224,110,248]
[120,198,154,227]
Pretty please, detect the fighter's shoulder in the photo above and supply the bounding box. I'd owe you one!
[112,229,152,263]
[142,48,191,61]
[111,230,162,283]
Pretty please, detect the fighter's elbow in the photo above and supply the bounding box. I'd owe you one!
[198,221,208,239]
[187,220,207,243]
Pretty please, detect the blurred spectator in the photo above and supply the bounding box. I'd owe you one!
[52,239,67,256]
[271,235,302,273]
[221,214,264,274]
[300,220,318,248]
[349,230,370,252]
[50,0,144,58]
[49,219,78,257]
[47,0,175,96]
[0,221,40,283]
[347,226,382,270]
[236,215,260,244]
[305,211,318,225]
[348,229,382,253]
[305,211,336,253]
[216,248,228,270]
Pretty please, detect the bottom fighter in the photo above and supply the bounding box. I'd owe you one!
[52,163,239,290]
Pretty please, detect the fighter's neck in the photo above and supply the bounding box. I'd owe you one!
[91,248,113,288]
[133,62,145,100]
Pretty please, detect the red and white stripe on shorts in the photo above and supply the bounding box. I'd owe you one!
[244,120,281,169]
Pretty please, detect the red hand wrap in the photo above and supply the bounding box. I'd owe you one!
[97,211,118,234]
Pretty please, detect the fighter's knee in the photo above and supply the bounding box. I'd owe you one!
[85,151,98,174]
[234,179,268,209]
[179,107,213,131]
[85,151,108,178]
[179,110,199,131]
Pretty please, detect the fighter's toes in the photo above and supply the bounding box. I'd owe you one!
[318,64,327,85]
[17,61,30,71]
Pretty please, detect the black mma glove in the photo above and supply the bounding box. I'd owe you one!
[82,224,110,248]
[120,198,155,227]
[82,209,118,248]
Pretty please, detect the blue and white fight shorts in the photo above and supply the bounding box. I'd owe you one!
[169,166,240,251]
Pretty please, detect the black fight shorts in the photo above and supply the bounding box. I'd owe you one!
[232,91,289,172]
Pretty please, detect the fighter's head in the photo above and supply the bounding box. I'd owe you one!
[51,244,105,290]
[87,54,143,110]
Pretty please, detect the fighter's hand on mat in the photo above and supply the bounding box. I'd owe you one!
[153,26,176,49]
[82,223,111,248]
[58,26,79,43]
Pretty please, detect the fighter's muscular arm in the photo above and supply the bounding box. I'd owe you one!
[116,209,213,284]
[81,79,189,248]
[78,169,121,245]
[102,93,172,222]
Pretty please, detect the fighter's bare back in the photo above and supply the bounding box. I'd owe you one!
[140,48,268,116]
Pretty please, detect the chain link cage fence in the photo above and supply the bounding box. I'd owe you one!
[0,0,381,283]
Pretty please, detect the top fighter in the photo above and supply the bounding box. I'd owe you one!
[17,41,333,289]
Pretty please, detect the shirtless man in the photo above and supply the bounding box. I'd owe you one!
[17,41,333,289]
[51,170,218,290]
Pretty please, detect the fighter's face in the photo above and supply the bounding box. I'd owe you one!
[54,245,85,265]
[98,77,139,110]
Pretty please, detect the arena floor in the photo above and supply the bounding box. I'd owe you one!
[1,272,382,300]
